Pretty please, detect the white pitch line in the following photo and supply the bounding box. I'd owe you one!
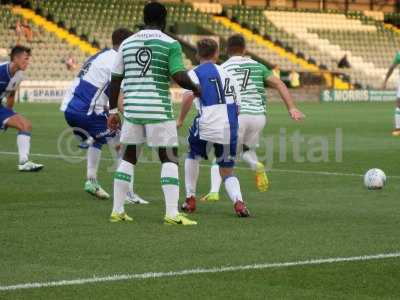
[0,252,399,291]
[1,151,400,178]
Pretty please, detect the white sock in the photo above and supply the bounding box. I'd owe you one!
[87,146,101,181]
[210,163,222,193]
[395,107,400,129]
[17,132,31,164]
[161,162,179,218]
[185,158,199,198]
[116,154,134,195]
[224,176,243,204]
[112,160,134,214]
[242,150,259,170]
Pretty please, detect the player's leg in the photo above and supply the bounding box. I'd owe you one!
[74,113,110,199]
[181,127,209,213]
[201,160,221,202]
[84,143,111,199]
[2,109,43,171]
[108,139,148,205]
[184,156,200,206]
[110,121,145,222]
[393,98,400,136]
[240,115,268,192]
[110,144,138,222]
[146,120,196,225]
[215,144,249,217]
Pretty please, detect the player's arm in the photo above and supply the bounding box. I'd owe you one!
[266,76,304,121]
[177,91,194,129]
[107,46,124,131]
[6,91,16,109]
[383,63,397,89]
[169,42,200,96]
[118,89,124,113]
[108,75,123,130]
[172,72,200,97]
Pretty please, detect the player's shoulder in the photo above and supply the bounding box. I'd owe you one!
[215,63,229,75]
[89,48,116,70]
[94,48,115,61]
[0,61,9,74]
[14,70,25,80]
[125,29,178,46]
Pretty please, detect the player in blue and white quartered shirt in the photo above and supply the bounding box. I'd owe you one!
[0,45,43,172]
[61,28,148,204]
[177,38,250,217]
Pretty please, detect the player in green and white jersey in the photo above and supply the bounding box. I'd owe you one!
[203,34,304,201]
[383,51,400,136]
[107,2,200,225]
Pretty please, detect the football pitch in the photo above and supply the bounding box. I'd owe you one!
[0,102,400,299]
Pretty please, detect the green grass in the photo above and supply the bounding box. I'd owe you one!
[1,102,400,299]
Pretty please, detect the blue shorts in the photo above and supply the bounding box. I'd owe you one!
[64,111,109,148]
[188,119,237,168]
[0,104,17,130]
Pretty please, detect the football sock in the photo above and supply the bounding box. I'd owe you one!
[113,160,133,214]
[210,162,222,193]
[395,107,400,129]
[185,158,199,198]
[87,146,101,181]
[224,175,243,204]
[17,131,31,164]
[116,152,134,195]
[161,162,179,218]
[242,150,259,170]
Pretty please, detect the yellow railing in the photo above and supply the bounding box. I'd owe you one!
[384,23,400,35]
[213,16,350,90]
[12,6,98,55]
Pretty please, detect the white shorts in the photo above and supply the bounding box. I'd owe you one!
[238,114,266,148]
[397,84,400,98]
[120,120,178,147]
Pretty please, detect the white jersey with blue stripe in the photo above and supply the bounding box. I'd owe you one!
[61,49,116,115]
[0,62,24,103]
[187,62,241,145]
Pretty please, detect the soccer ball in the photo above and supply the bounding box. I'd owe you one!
[363,169,386,190]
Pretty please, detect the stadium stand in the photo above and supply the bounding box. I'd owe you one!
[226,5,400,89]
[26,0,311,81]
[2,0,399,90]
[0,5,88,80]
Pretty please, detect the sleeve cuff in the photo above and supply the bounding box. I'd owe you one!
[111,72,124,78]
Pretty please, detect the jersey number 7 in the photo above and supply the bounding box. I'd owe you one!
[234,68,251,91]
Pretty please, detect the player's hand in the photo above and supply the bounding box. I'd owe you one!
[176,119,184,129]
[289,108,305,121]
[107,113,121,131]
[381,82,387,90]
[193,84,201,98]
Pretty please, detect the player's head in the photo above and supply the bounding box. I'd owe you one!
[10,45,31,71]
[112,28,133,49]
[226,34,246,56]
[143,2,167,30]
[196,38,219,62]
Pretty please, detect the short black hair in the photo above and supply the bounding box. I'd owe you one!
[10,45,31,60]
[196,38,218,59]
[226,34,246,54]
[112,28,133,47]
[143,2,167,27]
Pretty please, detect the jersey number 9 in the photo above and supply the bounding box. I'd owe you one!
[136,47,152,77]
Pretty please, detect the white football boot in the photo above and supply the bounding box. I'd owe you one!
[18,161,44,172]
[125,191,149,204]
